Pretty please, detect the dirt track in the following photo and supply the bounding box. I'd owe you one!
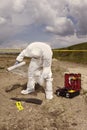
[0,56,87,130]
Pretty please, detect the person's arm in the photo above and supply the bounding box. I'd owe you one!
[42,48,53,68]
[16,49,26,62]
[41,58,52,79]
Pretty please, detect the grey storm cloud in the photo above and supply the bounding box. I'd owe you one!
[67,0,87,36]
[0,0,87,48]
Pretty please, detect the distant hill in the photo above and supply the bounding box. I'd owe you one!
[63,42,87,50]
[53,42,87,64]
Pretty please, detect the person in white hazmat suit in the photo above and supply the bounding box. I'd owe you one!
[16,42,53,99]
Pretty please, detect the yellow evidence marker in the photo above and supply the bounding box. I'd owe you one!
[16,102,24,110]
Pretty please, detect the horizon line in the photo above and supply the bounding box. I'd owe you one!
[53,50,87,52]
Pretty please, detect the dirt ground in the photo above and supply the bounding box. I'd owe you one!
[0,55,87,130]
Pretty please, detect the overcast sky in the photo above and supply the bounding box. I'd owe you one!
[0,0,87,48]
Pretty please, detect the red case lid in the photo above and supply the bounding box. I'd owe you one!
[64,73,81,91]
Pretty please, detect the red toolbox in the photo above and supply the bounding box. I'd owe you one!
[56,73,81,98]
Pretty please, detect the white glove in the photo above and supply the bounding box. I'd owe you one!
[14,61,20,65]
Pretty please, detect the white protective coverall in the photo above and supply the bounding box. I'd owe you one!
[16,42,53,99]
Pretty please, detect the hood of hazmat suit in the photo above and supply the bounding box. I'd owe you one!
[16,42,53,63]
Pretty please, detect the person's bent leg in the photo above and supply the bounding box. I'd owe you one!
[21,77,35,94]
[21,58,38,94]
[45,77,53,99]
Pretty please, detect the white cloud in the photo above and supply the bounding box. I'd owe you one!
[13,0,27,13]
[46,17,74,36]
[67,0,87,36]
[0,17,6,24]
[0,0,87,48]
[0,0,11,9]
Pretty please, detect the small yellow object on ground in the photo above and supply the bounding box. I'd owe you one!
[16,102,24,110]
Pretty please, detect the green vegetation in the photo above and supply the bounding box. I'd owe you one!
[53,42,87,64]
[0,49,21,55]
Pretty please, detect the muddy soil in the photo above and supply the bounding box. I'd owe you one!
[0,55,87,130]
